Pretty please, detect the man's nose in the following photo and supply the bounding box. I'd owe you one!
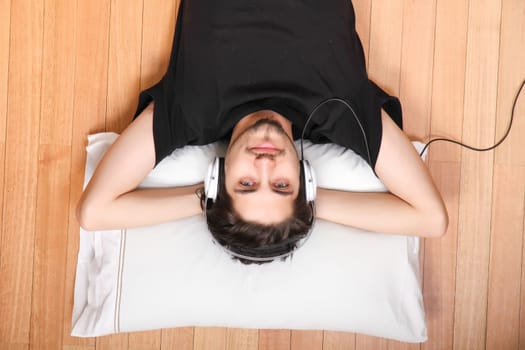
[254,154,276,169]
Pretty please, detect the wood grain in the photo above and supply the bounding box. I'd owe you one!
[31,145,72,350]
[62,0,111,347]
[128,330,161,350]
[1,1,525,349]
[29,1,77,348]
[422,1,468,349]
[96,335,129,350]
[360,2,405,348]
[353,0,372,67]
[161,328,194,350]
[423,162,460,350]
[290,330,323,350]
[398,0,436,139]
[367,0,403,96]
[226,328,258,350]
[193,327,226,350]
[355,334,387,350]
[494,0,525,167]
[485,3,525,350]
[0,0,44,344]
[258,329,291,350]
[427,0,469,162]
[0,344,29,350]
[387,340,420,350]
[106,2,152,348]
[323,331,355,350]
[521,210,525,350]
[485,165,525,350]
[106,0,143,133]
[0,0,10,265]
[140,0,179,90]
[453,1,502,349]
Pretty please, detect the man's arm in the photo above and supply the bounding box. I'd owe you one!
[316,110,448,237]
[77,103,202,231]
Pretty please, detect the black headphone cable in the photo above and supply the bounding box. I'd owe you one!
[420,79,525,157]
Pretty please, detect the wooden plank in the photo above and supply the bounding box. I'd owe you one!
[106,3,151,350]
[323,331,355,350]
[485,166,525,350]
[141,0,179,90]
[161,328,194,350]
[453,1,502,349]
[61,0,110,347]
[391,2,437,347]
[422,0,468,349]
[355,334,387,350]
[258,329,290,350]
[521,209,525,350]
[422,162,460,350]
[62,346,95,350]
[31,145,72,349]
[367,0,403,96]
[0,344,29,350]
[128,330,161,350]
[494,0,525,167]
[193,327,226,350]
[226,328,258,350]
[96,335,129,350]
[122,1,177,347]
[30,0,77,348]
[37,0,76,146]
[387,341,420,350]
[360,3,402,350]
[106,0,143,133]
[0,0,44,344]
[427,0,469,163]
[352,0,371,67]
[398,0,436,139]
[485,3,525,349]
[290,330,323,350]
[0,0,10,266]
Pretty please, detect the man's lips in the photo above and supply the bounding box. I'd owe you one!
[253,142,280,150]
[249,143,282,155]
[249,147,282,155]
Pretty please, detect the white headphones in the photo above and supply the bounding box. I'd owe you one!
[203,156,316,262]
[202,97,367,262]
[204,157,317,206]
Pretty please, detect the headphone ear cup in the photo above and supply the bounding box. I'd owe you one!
[205,157,221,203]
[301,160,317,202]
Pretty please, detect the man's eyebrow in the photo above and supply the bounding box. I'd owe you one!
[233,189,294,196]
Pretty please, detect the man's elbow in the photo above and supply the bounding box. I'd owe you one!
[76,197,104,231]
[424,206,449,238]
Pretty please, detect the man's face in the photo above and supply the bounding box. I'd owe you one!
[225,116,300,224]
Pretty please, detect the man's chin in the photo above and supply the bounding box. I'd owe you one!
[228,120,296,154]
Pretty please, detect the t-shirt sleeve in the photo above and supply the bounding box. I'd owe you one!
[132,1,187,166]
[359,79,403,173]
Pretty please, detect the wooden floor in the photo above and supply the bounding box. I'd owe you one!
[1,0,524,349]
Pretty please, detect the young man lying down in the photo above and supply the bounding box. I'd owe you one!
[77,0,448,264]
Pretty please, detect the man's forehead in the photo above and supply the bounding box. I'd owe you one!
[232,193,295,224]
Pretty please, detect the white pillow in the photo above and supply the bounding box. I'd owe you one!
[71,132,427,343]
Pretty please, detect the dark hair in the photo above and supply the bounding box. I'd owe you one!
[198,165,314,265]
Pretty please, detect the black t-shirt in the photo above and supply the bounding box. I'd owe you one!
[135,0,402,169]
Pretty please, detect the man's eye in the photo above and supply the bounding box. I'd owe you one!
[274,182,288,189]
